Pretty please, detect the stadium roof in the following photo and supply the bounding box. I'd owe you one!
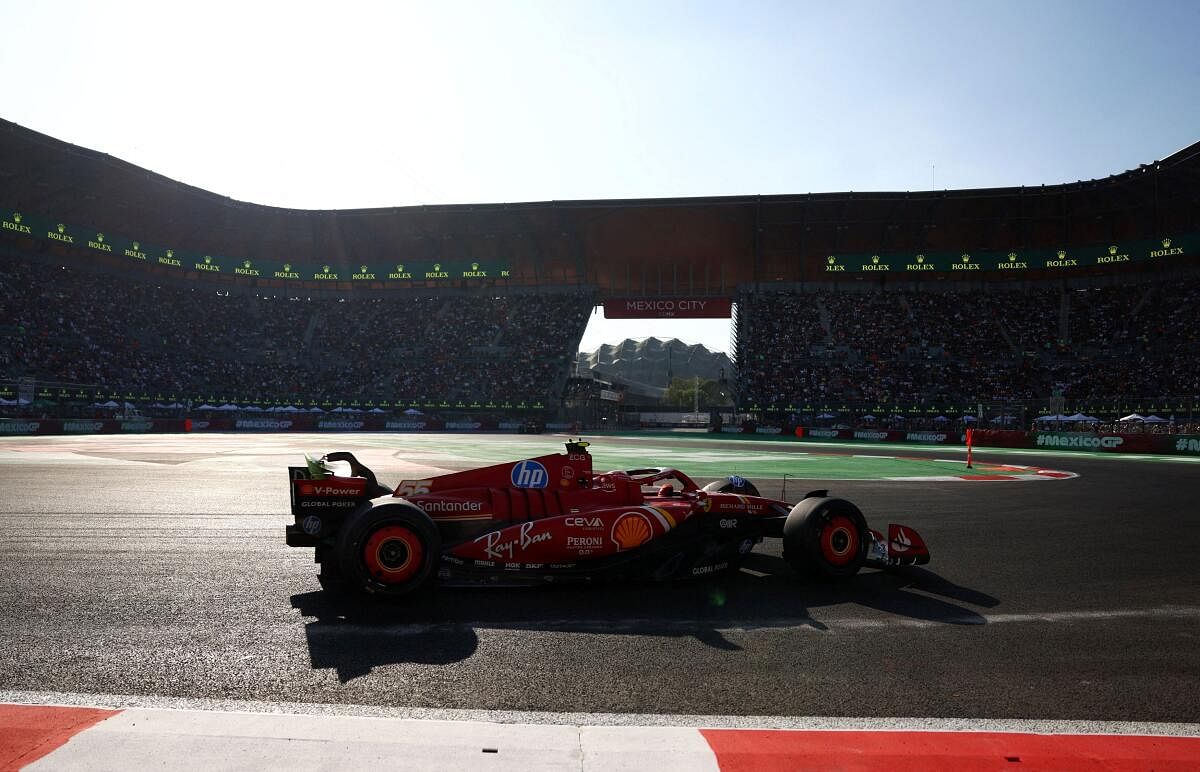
[2,117,1198,289]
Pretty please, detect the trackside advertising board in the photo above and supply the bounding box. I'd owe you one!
[796,428,957,444]
[0,208,509,284]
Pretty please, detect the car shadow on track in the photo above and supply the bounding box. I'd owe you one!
[290,559,999,682]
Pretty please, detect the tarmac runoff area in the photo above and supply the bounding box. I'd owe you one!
[0,432,1199,767]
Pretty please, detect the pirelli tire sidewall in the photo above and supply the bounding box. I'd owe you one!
[782,496,869,580]
[337,501,441,597]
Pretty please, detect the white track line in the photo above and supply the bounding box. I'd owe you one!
[2,692,1199,736]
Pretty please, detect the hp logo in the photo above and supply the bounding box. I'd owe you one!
[511,460,549,489]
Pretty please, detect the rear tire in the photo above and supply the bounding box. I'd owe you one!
[782,496,869,581]
[337,503,441,598]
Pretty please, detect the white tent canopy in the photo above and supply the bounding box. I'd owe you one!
[1035,414,1067,422]
[1063,413,1100,422]
[215,403,241,411]
[1143,415,1171,423]
[196,404,218,411]
[1117,413,1145,422]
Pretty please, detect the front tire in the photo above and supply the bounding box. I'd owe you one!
[337,503,441,598]
[782,496,869,581]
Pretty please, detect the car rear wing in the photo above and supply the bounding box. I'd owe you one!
[285,452,392,547]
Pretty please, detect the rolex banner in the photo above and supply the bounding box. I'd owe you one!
[0,208,509,282]
[816,235,1196,274]
[3,205,1196,282]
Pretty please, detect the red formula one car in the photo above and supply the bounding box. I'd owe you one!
[284,440,929,598]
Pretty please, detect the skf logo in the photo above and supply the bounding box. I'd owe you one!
[824,255,844,272]
[511,460,548,489]
[389,263,413,279]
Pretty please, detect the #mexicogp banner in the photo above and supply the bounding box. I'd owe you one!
[0,208,510,282]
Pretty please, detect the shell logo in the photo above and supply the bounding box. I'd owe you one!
[612,512,653,550]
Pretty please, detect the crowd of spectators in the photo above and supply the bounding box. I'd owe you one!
[738,280,1200,409]
[0,256,591,406]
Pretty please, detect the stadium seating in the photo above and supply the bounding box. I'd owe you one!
[736,282,1200,409]
[0,255,592,407]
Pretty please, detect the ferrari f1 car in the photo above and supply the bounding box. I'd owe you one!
[285,440,929,597]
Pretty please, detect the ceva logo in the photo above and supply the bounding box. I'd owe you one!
[511,459,549,489]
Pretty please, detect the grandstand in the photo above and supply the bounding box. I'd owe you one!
[1,117,1198,428]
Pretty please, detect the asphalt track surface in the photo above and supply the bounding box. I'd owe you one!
[1,432,1198,724]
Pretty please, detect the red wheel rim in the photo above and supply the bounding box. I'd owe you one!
[363,525,425,584]
[820,514,859,566]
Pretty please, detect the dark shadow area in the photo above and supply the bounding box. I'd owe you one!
[291,559,998,681]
